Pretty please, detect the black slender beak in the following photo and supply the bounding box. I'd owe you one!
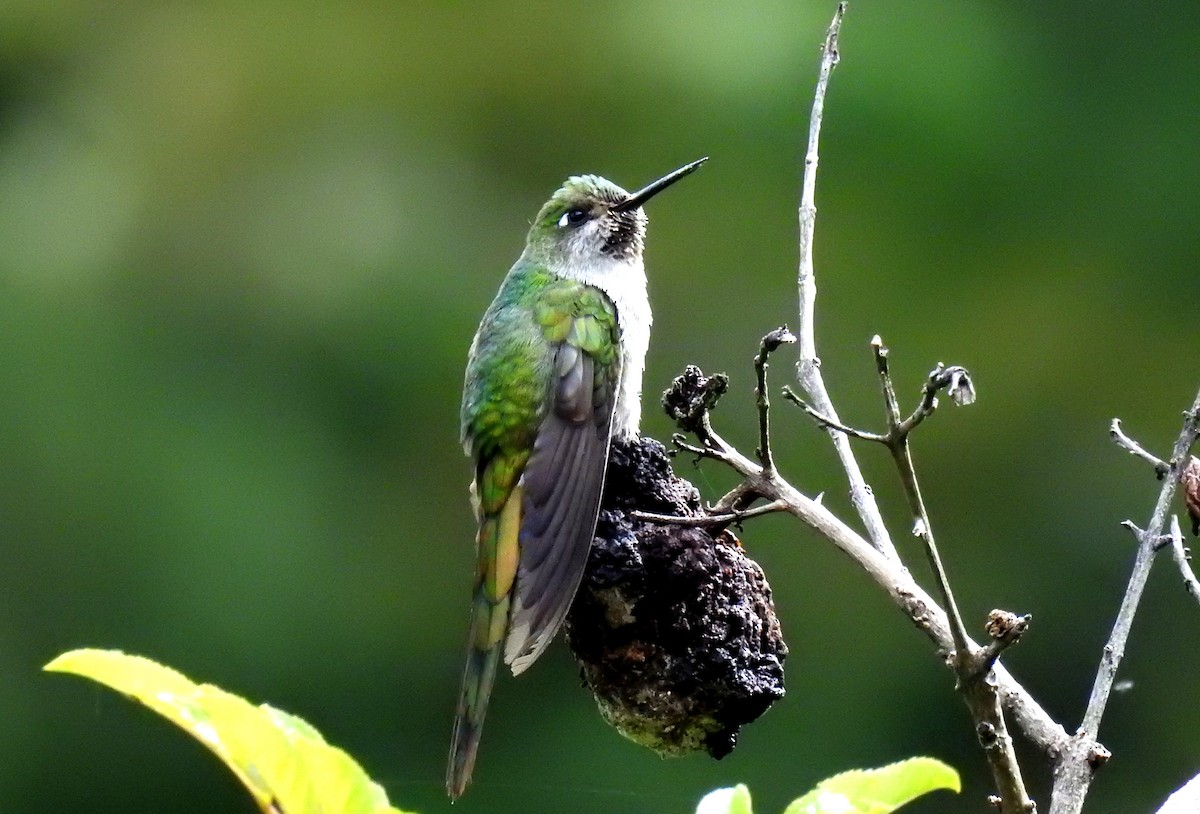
[611,157,708,212]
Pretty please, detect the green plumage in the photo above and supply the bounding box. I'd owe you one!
[463,268,618,451]
[449,265,620,798]
[445,158,703,799]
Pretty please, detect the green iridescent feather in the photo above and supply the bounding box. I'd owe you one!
[449,266,620,797]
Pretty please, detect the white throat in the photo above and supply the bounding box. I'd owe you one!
[554,252,651,440]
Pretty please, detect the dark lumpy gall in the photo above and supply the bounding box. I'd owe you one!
[566,436,787,759]
[661,365,728,434]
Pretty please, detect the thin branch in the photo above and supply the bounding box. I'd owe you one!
[781,386,887,442]
[1050,387,1200,814]
[1083,393,1200,734]
[632,499,788,528]
[670,431,737,467]
[871,338,1030,812]
[1109,418,1170,477]
[793,3,899,564]
[870,338,973,655]
[755,328,796,478]
[792,14,1024,801]
[1166,515,1200,606]
[795,3,840,359]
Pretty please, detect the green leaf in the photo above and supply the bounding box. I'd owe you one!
[696,784,754,814]
[782,757,960,814]
[45,648,414,814]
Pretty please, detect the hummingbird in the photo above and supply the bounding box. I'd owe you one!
[447,157,707,798]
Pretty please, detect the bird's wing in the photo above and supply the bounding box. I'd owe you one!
[503,282,620,674]
[448,277,619,797]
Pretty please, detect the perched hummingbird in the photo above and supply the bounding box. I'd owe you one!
[447,158,707,798]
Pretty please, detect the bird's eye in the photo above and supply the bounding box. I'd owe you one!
[557,208,589,228]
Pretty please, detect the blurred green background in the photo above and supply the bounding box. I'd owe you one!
[1,2,1197,812]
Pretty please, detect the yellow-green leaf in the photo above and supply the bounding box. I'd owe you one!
[45,648,413,814]
[782,757,960,814]
[696,784,754,814]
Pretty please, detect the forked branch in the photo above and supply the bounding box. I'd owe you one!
[1050,390,1200,814]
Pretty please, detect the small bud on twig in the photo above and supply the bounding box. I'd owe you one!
[986,610,1031,645]
[929,363,977,407]
[762,325,797,353]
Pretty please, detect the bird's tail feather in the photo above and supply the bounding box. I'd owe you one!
[446,641,500,798]
[447,471,522,799]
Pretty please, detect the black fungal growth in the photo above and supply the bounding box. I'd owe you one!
[565,436,787,759]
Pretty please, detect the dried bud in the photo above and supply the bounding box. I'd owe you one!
[761,326,797,353]
[1088,743,1113,768]
[1182,456,1200,537]
[985,609,1031,645]
[933,364,976,406]
[948,369,976,406]
[662,366,729,434]
[567,437,787,760]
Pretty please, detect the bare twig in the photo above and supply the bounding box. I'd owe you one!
[755,328,796,478]
[668,424,1068,757]
[1085,395,1200,733]
[1109,418,1170,478]
[632,499,788,528]
[1050,388,1200,814]
[669,365,1067,806]
[670,8,1064,809]
[1165,515,1200,606]
[670,431,734,465]
[792,15,1028,804]
[793,4,898,564]
[869,338,972,653]
[781,386,887,442]
[869,339,1032,812]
